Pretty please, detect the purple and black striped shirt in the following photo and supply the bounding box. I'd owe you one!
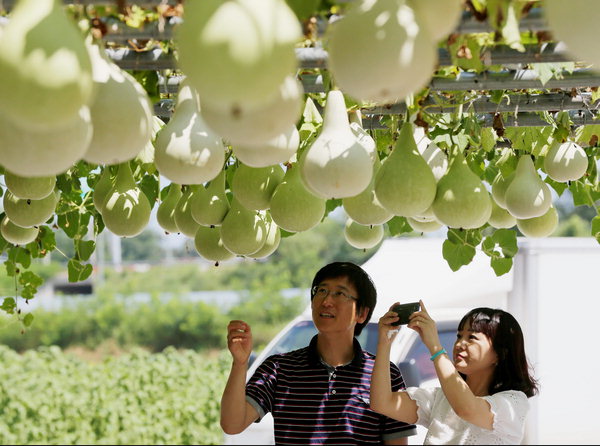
[246,335,417,445]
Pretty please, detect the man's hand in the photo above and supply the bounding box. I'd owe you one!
[227,320,253,365]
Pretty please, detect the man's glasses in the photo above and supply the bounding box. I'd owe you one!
[311,286,358,303]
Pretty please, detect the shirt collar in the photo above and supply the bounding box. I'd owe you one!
[307,334,365,368]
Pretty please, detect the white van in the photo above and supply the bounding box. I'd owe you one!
[223,303,465,445]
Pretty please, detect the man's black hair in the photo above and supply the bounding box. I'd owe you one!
[311,261,377,336]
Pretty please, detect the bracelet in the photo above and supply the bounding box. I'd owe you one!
[430,348,447,361]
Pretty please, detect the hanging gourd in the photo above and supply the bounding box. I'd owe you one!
[327,0,436,104]
[543,140,589,182]
[232,125,300,168]
[190,170,231,227]
[154,81,226,185]
[302,90,373,199]
[157,184,183,234]
[504,155,552,219]
[82,41,154,166]
[4,171,56,200]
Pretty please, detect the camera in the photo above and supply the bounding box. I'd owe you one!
[390,302,420,326]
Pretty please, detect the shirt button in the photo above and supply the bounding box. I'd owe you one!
[332,374,336,378]
[332,390,336,395]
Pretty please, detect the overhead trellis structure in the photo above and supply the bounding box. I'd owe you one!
[0,0,599,326]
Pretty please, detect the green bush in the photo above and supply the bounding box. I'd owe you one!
[0,345,230,445]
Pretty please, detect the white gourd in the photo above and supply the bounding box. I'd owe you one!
[83,42,154,166]
[344,219,384,250]
[302,90,373,199]
[543,141,589,182]
[175,0,301,109]
[516,206,559,238]
[504,156,552,219]
[232,125,300,168]
[3,189,59,228]
[327,0,436,104]
[4,171,56,200]
[154,81,226,185]
[408,0,463,42]
[0,0,94,130]
[0,215,39,245]
[201,75,303,146]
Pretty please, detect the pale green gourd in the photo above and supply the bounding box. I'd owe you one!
[3,189,59,228]
[302,90,373,199]
[0,105,92,177]
[491,170,516,210]
[516,205,559,238]
[543,141,589,182]
[101,163,151,238]
[374,122,437,217]
[327,0,436,104]
[175,0,301,110]
[408,0,463,42]
[431,150,492,229]
[190,170,230,227]
[92,167,115,213]
[0,0,94,130]
[232,125,299,168]
[201,75,303,146]
[4,171,56,200]
[488,199,516,229]
[249,211,281,259]
[154,81,225,185]
[504,155,552,219]
[194,225,235,263]
[83,42,154,165]
[220,198,267,256]
[232,164,285,210]
[407,216,443,233]
[342,153,393,226]
[157,184,183,234]
[269,163,326,233]
[344,219,384,250]
[0,215,39,245]
[173,185,202,238]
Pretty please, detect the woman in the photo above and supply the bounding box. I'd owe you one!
[370,300,538,445]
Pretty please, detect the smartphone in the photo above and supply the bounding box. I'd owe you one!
[391,302,420,326]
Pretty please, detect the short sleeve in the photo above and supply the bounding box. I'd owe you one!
[245,355,280,421]
[405,386,440,428]
[382,362,418,440]
[484,390,529,441]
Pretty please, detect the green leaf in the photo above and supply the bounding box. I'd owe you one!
[592,216,600,242]
[9,246,31,269]
[490,257,513,276]
[19,271,43,289]
[22,313,34,327]
[67,259,94,283]
[570,181,595,207]
[0,297,16,314]
[386,217,413,237]
[442,239,476,271]
[324,199,342,218]
[139,174,159,209]
[75,240,96,262]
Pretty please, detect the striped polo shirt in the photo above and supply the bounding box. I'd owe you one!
[246,335,417,445]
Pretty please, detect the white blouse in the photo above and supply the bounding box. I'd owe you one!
[405,387,529,445]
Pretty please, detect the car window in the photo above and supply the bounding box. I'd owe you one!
[403,329,457,382]
[262,321,379,357]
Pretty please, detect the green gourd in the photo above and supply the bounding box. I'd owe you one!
[232,125,299,168]
[173,185,202,238]
[431,150,492,229]
[409,0,463,42]
[0,0,93,130]
[4,171,55,200]
[491,170,516,210]
[344,219,384,250]
[92,167,115,213]
[407,216,443,233]
[0,215,39,245]
[342,153,393,226]
[157,184,183,234]
[516,206,559,238]
[232,163,285,211]
[190,170,230,227]
[269,163,326,233]
[504,155,551,219]
[250,211,281,259]
[543,141,589,182]
[101,163,151,238]
[3,189,59,228]
[220,199,267,256]
[374,122,437,217]
[194,225,235,263]
[488,199,516,229]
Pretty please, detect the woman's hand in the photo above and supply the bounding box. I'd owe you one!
[377,303,401,346]
[407,300,442,354]
[227,320,253,365]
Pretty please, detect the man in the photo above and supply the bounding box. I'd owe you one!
[220,261,417,445]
